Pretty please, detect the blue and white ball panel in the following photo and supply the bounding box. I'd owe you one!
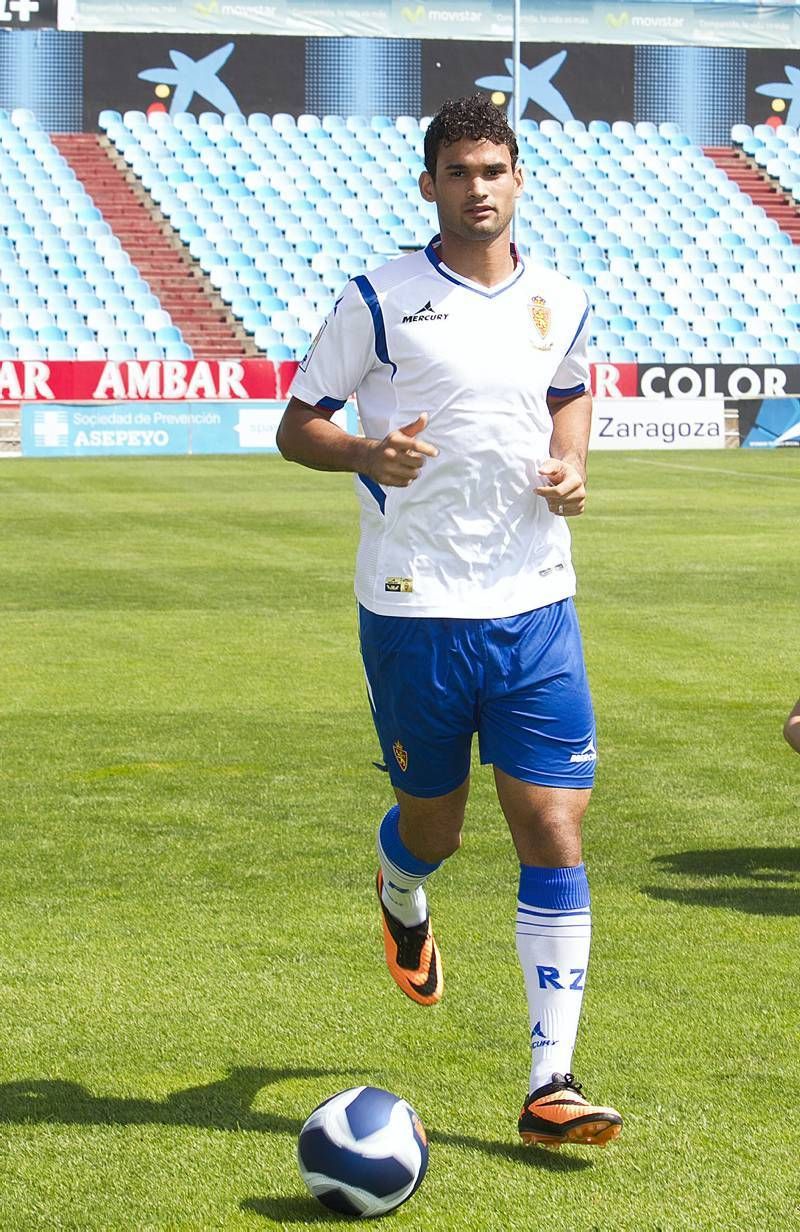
[360,598,596,797]
[297,1086,428,1219]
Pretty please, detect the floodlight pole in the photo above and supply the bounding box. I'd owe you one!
[512,0,521,137]
[512,0,521,244]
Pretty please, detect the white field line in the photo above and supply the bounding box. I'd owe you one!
[622,457,800,484]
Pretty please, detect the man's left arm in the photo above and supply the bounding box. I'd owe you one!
[535,390,592,517]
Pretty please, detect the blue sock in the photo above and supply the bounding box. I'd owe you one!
[377,805,441,927]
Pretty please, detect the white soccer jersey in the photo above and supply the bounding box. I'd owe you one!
[289,235,591,619]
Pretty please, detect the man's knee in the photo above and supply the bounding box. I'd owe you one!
[396,779,469,863]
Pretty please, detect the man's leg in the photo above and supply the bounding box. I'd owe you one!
[495,769,621,1147]
[377,779,469,1006]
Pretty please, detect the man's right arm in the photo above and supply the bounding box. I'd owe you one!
[276,398,438,487]
[276,397,372,474]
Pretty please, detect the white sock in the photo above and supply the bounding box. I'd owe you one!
[515,863,592,1094]
[377,804,442,928]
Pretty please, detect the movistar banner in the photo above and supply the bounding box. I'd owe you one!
[58,0,800,49]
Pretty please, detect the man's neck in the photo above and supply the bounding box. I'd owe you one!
[435,228,517,289]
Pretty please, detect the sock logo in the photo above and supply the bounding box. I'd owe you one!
[536,965,587,991]
[530,1021,557,1048]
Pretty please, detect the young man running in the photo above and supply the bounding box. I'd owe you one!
[277,94,622,1149]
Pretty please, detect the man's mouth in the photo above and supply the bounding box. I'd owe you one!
[466,204,494,219]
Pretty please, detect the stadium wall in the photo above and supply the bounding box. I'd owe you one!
[5,360,800,455]
[1,27,799,142]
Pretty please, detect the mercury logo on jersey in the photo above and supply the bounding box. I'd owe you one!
[402,300,449,324]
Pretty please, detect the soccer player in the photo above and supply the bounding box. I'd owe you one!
[277,94,622,1149]
[785,699,800,753]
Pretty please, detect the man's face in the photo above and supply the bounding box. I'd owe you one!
[419,137,523,243]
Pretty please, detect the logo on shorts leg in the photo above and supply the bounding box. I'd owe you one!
[569,741,597,764]
[392,740,409,772]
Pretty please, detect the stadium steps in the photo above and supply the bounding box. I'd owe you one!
[705,146,800,244]
[50,134,259,360]
[0,405,20,454]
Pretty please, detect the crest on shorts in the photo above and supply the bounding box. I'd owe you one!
[392,740,408,772]
[530,295,553,349]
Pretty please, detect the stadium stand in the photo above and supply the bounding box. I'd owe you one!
[0,108,193,361]
[728,124,800,241]
[98,110,800,366]
[52,135,253,361]
[1,104,798,364]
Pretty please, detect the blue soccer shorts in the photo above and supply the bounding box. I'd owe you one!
[358,597,597,799]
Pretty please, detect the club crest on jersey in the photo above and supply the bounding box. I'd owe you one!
[393,740,409,772]
[530,295,553,350]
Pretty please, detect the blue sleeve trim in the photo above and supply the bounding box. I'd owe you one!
[353,275,397,380]
[564,301,590,359]
[357,472,386,514]
[548,383,586,400]
[316,395,346,411]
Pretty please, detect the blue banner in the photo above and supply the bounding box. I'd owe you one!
[21,401,358,457]
[59,0,800,50]
[739,398,800,448]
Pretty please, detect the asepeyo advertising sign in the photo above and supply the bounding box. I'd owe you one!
[22,400,356,457]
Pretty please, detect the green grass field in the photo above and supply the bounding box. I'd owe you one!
[0,449,797,1231]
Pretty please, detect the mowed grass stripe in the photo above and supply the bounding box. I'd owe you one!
[0,451,796,1230]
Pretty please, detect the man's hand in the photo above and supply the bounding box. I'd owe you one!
[364,413,439,487]
[534,457,587,517]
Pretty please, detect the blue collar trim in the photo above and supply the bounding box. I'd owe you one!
[423,235,525,299]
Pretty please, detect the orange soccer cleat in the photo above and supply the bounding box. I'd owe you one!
[518,1072,622,1148]
[376,870,443,1006]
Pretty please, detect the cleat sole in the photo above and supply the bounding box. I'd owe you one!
[520,1119,622,1149]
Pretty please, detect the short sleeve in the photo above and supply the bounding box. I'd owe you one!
[548,298,591,400]
[289,279,376,411]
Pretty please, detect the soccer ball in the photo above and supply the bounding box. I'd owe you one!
[297,1085,429,1219]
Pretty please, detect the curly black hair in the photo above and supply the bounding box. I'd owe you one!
[423,94,519,177]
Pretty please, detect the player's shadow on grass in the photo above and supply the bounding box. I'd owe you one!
[645,846,800,916]
[0,1066,339,1136]
[0,1068,585,1174]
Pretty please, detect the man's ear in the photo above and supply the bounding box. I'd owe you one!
[419,169,436,203]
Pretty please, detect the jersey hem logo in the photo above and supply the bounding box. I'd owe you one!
[402,300,449,324]
[385,576,414,593]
